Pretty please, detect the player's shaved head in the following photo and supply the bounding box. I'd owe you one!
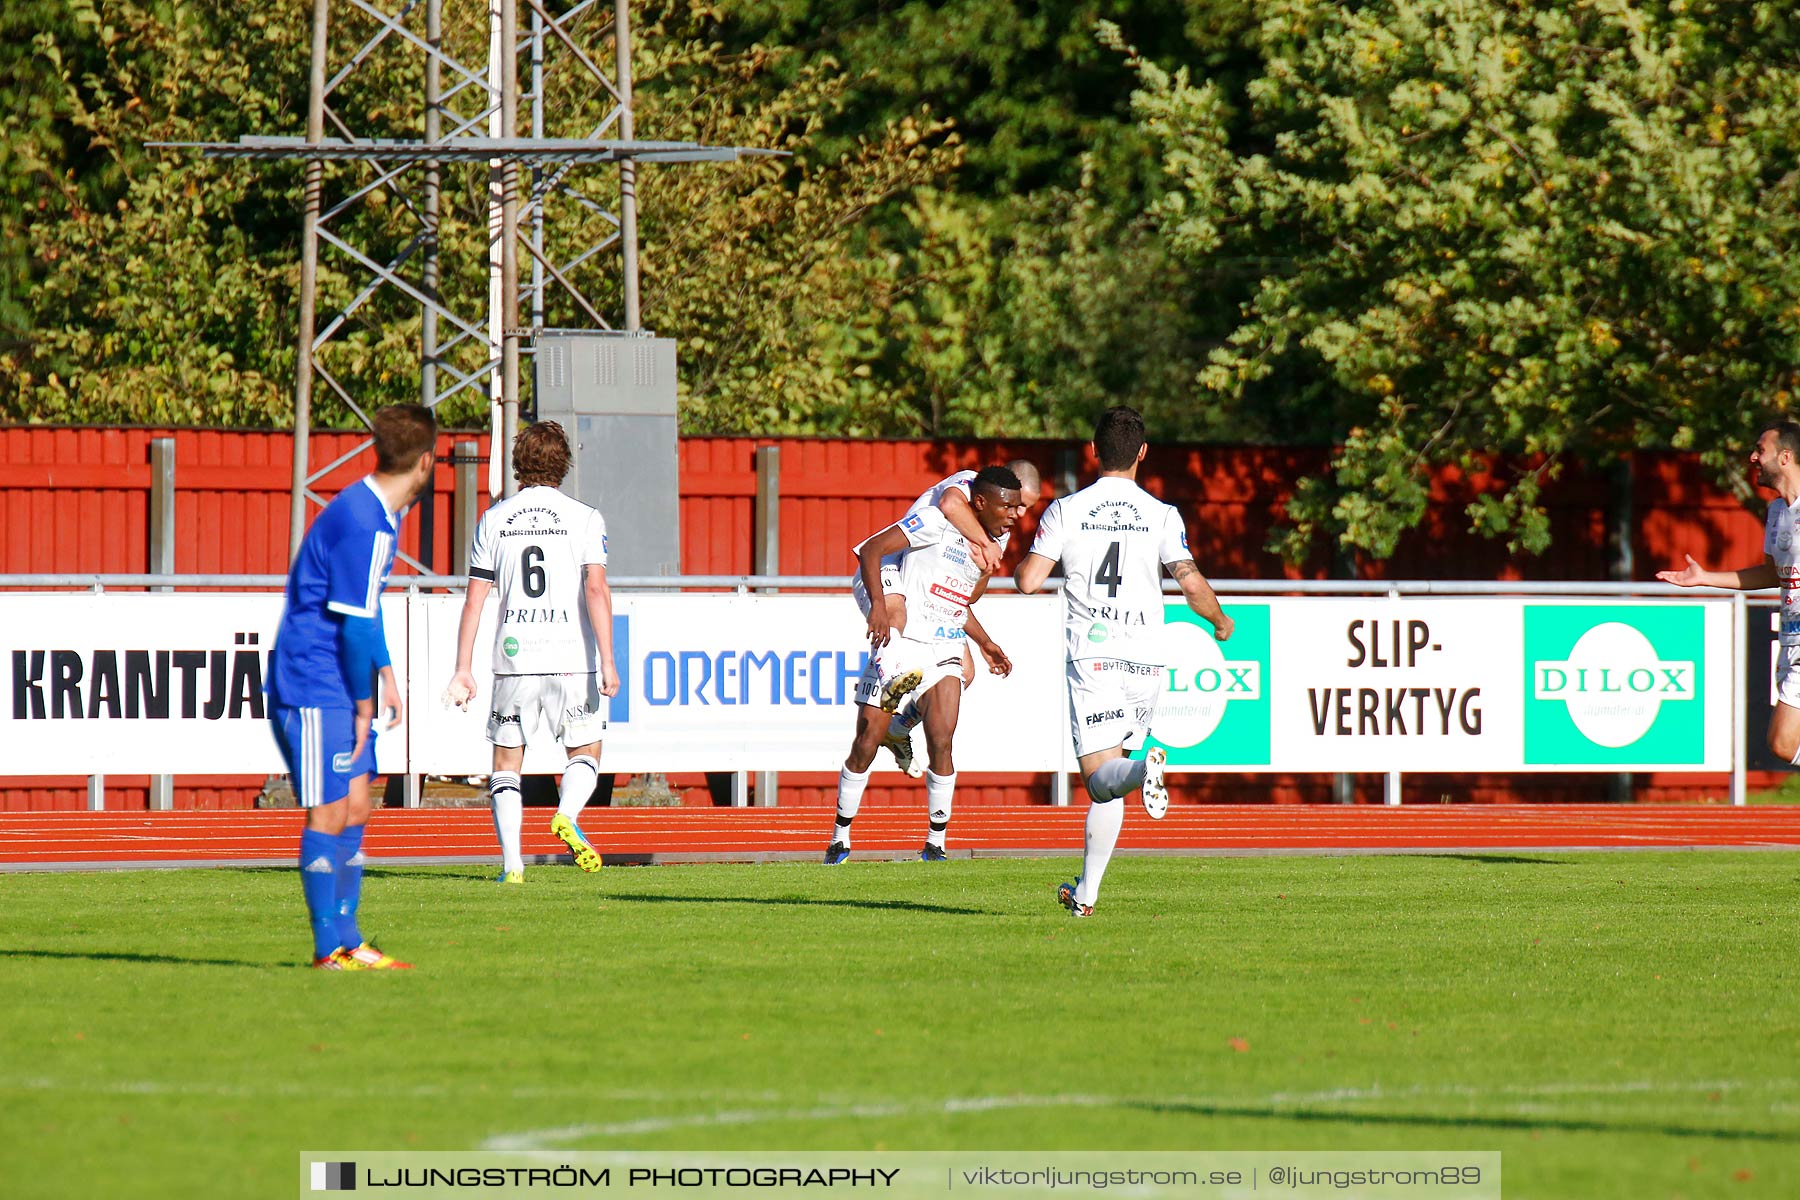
[514,421,573,488]
[1005,459,1042,503]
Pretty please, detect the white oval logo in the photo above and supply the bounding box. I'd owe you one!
[1534,622,1694,748]
[1154,622,1262,748]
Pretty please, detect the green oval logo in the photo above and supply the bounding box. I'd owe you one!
[503,636,520,657]
[1086,622,1108,644]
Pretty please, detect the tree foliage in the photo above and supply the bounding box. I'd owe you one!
[1,0,1265,437]
[1123,0,1800,561]
[2,0,307,425]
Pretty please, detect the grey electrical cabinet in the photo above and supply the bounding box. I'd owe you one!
[532,332,680,578]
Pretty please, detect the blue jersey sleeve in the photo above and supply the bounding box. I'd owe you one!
[372,603,392,670]
[326,524,395,619]
[336,612,382,702]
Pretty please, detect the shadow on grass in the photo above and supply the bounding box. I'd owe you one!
[1414,854,1570,866]
[1127,1098,1800,1144]
[602,892,996,916]
[0,947,301,969]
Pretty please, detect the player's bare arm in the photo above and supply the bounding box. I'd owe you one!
[859,525,913,647]
[446,576,493,708]
[938,486,1005,574]
[1169,558,1233,642]
[962,604,1012,678]
[1014,551,1057,595]
[584,561,621,697]
[1656,554,1779,591]
[378,666,405,730]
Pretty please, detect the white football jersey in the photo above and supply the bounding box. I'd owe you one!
[1028,475,1191,663]
[1766,498,1800,650]
[889,505,985,646]
[468,485,608,675]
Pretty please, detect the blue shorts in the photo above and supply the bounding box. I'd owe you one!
[270,705,377,807]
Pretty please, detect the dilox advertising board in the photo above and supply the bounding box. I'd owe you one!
[1150,598,1733,772]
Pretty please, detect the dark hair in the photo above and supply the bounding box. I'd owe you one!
[972,465,1022,497]
[371,404,437,474]
[514,421,573,488]
[1761,419,1800,459]
[1093,405,1146,471]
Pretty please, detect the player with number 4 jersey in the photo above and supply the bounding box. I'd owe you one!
[1017,405,1232,917]
[448,422,619,882]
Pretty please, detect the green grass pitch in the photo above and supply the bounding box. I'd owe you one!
[2,852,1797,1199]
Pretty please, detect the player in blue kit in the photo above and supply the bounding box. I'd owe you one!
[267,404,437,970]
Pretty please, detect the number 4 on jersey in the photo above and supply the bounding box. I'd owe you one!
[1096,540,1122,598]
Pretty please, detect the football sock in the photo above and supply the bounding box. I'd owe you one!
[299,827,341,960]
[490,771,524,874]
[834,762,871,846]
[1075,797,1125,908]
[558,754,600,822]
[924,770,955,849]
[333,824,367,951]
[1085,756,1146,803]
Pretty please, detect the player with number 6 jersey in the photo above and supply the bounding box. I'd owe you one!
[449,422,619,882]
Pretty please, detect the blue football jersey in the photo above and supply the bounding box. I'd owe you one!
[268,479,398,708]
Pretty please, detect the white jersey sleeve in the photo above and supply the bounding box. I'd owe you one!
[582,508,609,567]
[1027,497,1066,564]
[908,469,976,516]
[1158,505,1191,566]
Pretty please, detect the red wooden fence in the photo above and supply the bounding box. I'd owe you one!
[0,427,1770,810]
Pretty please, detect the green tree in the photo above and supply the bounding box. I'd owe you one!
[1122,0,1800,561]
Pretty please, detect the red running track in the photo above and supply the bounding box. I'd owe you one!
[3,805,1800,871]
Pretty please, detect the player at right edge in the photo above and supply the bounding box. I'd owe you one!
[1016,405,1233,918]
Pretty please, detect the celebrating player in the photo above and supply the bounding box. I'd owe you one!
[826,465,1027,863]
[852,461,1042,775]
[1016,406,1232,918]
[1658,418,1800,761]
[447,421,620,882]
[267,403,436,970]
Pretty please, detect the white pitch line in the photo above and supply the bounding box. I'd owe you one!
[0,1076,781,1104]
[479,1079,1800,1151]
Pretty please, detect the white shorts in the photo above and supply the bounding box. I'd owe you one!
[849,556,904,618]
[855,636,964,709]
[1779,654,1800,709]
[487,674,607,748]
[1067,657,1163,758]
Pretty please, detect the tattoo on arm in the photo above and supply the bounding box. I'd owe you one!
[1169,559,1198,581]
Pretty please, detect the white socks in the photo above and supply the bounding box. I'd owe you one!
[1075,796,1125,908]
[833,762,871,846]
[924,770,956,849]
[1085,756,1145,802]
[559,754,599,821]
[489,771,524,874]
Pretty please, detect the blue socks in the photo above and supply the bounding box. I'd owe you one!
[333,825,367,952]
[299,828,341,960]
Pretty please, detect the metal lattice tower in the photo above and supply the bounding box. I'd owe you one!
[167,0,772,563]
